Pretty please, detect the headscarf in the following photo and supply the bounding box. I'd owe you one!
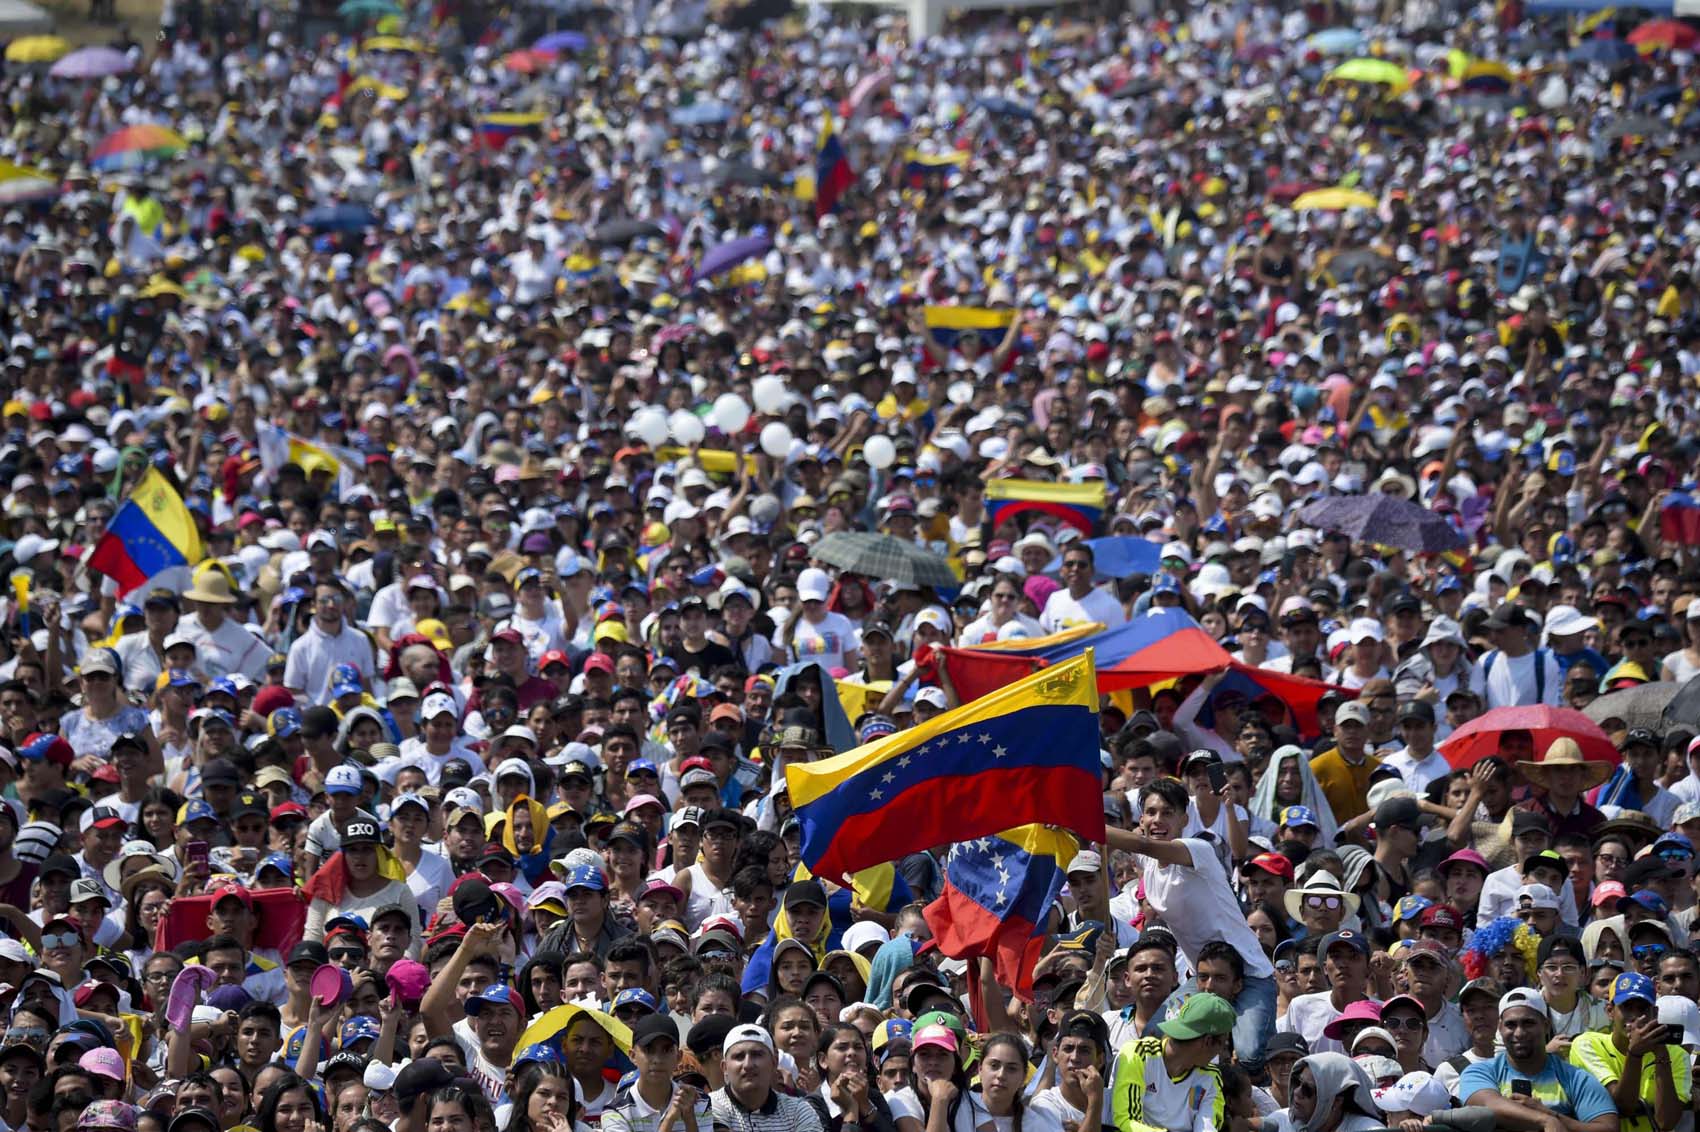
[1581,917,1629,963]
[1249,745,1341,845]
[866,933,917,1010]
[1288,1052,1383,1132]
[502,795,556,884]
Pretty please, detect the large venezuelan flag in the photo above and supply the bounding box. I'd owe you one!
[87,468,204,597]
[922,305,1014,351]
[787,653,1105,885]
[904,148,969,187]
[814,112,853,220]
[984,477,1106,536]
[479,112,546,149]
[923,824,1075,1006]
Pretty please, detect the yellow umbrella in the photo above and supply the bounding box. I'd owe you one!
[1327,57,1411,92]
[1293,187,1380,211]
[361,36,424,53]
[5,36,70,63]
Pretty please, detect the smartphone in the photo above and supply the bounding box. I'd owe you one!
[186,840,209,872]
[1512,1080,1532,1097]
[1207,763,1230,793]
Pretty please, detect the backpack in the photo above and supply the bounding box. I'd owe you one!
[1481,647,1548,705]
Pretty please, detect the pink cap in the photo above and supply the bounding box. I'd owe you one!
[1323,999,1384,1040]
[79,1048,126,1082]
[912,1024,958,1053]
[1593,880,1628,907]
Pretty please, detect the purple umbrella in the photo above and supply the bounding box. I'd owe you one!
[534,31,588,53]
[691,233,771,284]
[1298,494,1467,553]
[49,46,130,79]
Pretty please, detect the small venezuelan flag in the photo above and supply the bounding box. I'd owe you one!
[983,477,1107,535]
[480,111,546,149]
[903,148,969,187]
[922,305,1014,351]
[787,652,1105,885]
[87,468,204,597]
[814,112,853,220]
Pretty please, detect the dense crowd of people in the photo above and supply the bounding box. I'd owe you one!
[1,1,1700,1132]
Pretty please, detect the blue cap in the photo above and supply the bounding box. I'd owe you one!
[620,579,649,597]
[465,984,524,1016]
[197,708,235,731]
[625,759,660,778]
[1392,895,1434,923]
[1655,833,1694,853]
[165,670,200,689]
[563,864,606,892]
[256,852,294,880]
[1152,574,1182,596]
[1611,971,1657,1006]
[271,708,303,738]
[1282,805,1320,829]
[181,799,218,825]
[207,677,240,698]
[514,568,543,588]
[1317,929,1370,958]
[1435,574,1462,594]
[688,564,721,586]
[1618,890,1671,918]
[325,914,370,935]
[331,664,361,686]
[613,988,658,1013]
[340,1016,381,1047]
[857,715,898,743]
[331,682,363,700]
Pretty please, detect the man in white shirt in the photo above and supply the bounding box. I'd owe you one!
[1380,701,1452,794]
[284,580,377,706]
[1042,543,1127,633]
[179,570,271,681]
[1469,605,1562,708]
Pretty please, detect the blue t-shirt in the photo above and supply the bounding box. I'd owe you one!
[1457,1052,1616,1123]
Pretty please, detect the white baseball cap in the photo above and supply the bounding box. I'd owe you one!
[420,693,457,720]
[723,1023,775,1056]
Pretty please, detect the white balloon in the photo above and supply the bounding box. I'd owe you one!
[751,375,788,414]
[633,408,668,448]
[713,393,751,434]
[760,421,793,458]
[670,410,706,446]
[863,434,896,470]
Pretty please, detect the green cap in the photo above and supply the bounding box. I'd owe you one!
[1157,993,1236,1041]
[913,1010,975,1066]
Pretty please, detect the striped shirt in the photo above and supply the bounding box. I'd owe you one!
[710,1088,824,1132]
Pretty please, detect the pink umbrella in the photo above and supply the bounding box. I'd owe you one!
[50,46,129,79]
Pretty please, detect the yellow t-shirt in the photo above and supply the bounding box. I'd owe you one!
[1570,1030,1691,1132]
[1308,747,1382,824]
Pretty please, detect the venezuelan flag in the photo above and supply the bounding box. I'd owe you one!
[904,148,969,187]
[1661,493,1700,546]
[923,305,1014,351]
[512,1003,634,1084]
[983,477,1105,535]
[787,653,1104,885]
[923,824,1075,1004]
[814,112,853,220]
[480,111,546,149]
[87,468,204,597]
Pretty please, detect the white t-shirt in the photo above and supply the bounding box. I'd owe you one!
[1041,586,1126,633]
[1468,649,1562,708]
[886,1087,994,1132]
[1277,991,1353,1054]
[780,611,858,669]
[1380,747,1452,794]
[1137,837,1273,979]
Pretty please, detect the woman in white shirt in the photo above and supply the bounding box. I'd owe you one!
[780,568,861,672]
[958,576,1044,646]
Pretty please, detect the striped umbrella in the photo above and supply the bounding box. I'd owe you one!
[90,124,186,171]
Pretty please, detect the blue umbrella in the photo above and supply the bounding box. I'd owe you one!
[304,203,378,233]
[1634,83,1683,109]
[534,31,587,52]
[1079,537,1163,581]
[1298,494,1467,553]
[1570,38,1638,64]
[669,101,733,127]
[1305,27,1365,55]
[974,95,1035,120]
[691,233,771,283]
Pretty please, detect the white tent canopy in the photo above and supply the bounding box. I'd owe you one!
[0,0,51,36]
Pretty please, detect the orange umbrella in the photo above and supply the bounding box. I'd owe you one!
[1627,19,1698,50]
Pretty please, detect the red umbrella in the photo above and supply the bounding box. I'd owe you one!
[1627,19,1698,51]
[1439,705,1621,771]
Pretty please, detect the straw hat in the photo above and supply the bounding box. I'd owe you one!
[183,571,238,605]
[1284,871,1362,921]
[1516,737,1610,791]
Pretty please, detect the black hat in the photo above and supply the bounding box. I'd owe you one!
[1373,796,1422,832]
[1397,700,1435,724]
[701,808,743,833]
[341,819,380,846]
[200,758,241,785]
[168,1108,221,1132]
[903,976,954,1017]
[685,1013,736,1059]
[394,1058,457,1114]
[1625,856,1681,888]
[631,1014,680,1048]
[1484,605,1530,632]
[452,877,503,925]
[782,879,827,910]
[287,941,329,968]
[39,853,78,880]
[1265,1033,1309,1060]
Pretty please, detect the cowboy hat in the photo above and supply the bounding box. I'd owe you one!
[1284,871,1362,921]
[1516,737,1610,791]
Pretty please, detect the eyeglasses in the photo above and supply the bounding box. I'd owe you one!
[1596,852,1628,866]
[314,595,341,606]
[1304,894,1344,910]
[143,970,181,984]
[40,932,79,950]
[1380,1016,1426,1032]
[1633,944,1670,960]
[1274,959,1296,973]
[1540,962,1582,976]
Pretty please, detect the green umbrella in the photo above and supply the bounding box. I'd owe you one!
[340,0,402,21]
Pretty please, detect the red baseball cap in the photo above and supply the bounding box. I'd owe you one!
[584,653,614,675]
[491,628,524,646]
[210,884,252,909]
[1239,852,1294,880]
[1418,903,1463,930]
[539,650,570,671]
[270,802,309,825]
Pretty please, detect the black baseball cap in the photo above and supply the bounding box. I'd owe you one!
[287,941,328,968]
[393,1058,457,1114]
[631,1014,680,1048]
[685,1013,735,1059]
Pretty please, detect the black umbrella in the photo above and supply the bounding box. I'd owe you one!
[1663,674,1700,730]
[810,532,959,588]
[708,160,781,189]
[592,219,665,245]
[1324,248,1397,284]
[1298,494,1467,553]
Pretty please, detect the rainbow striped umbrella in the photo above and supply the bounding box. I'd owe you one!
[90,124,186,171]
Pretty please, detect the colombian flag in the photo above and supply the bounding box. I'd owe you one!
[923,305,1014,352]
[480,112,546,149]
[924,824,1075,1006]
[984,477,1106,535]
[787,653,1105,885]
[87,468,205,597]
[814,112,853,220]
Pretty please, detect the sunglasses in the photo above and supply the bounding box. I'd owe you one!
[40,932,79,950]
[1658,849,1694,863]
[1274,959,1296,973]
[1633,944,1669,960]
[329,947,367,961]
[1380,1016,1426,1032]
[1304,894,1344,910]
